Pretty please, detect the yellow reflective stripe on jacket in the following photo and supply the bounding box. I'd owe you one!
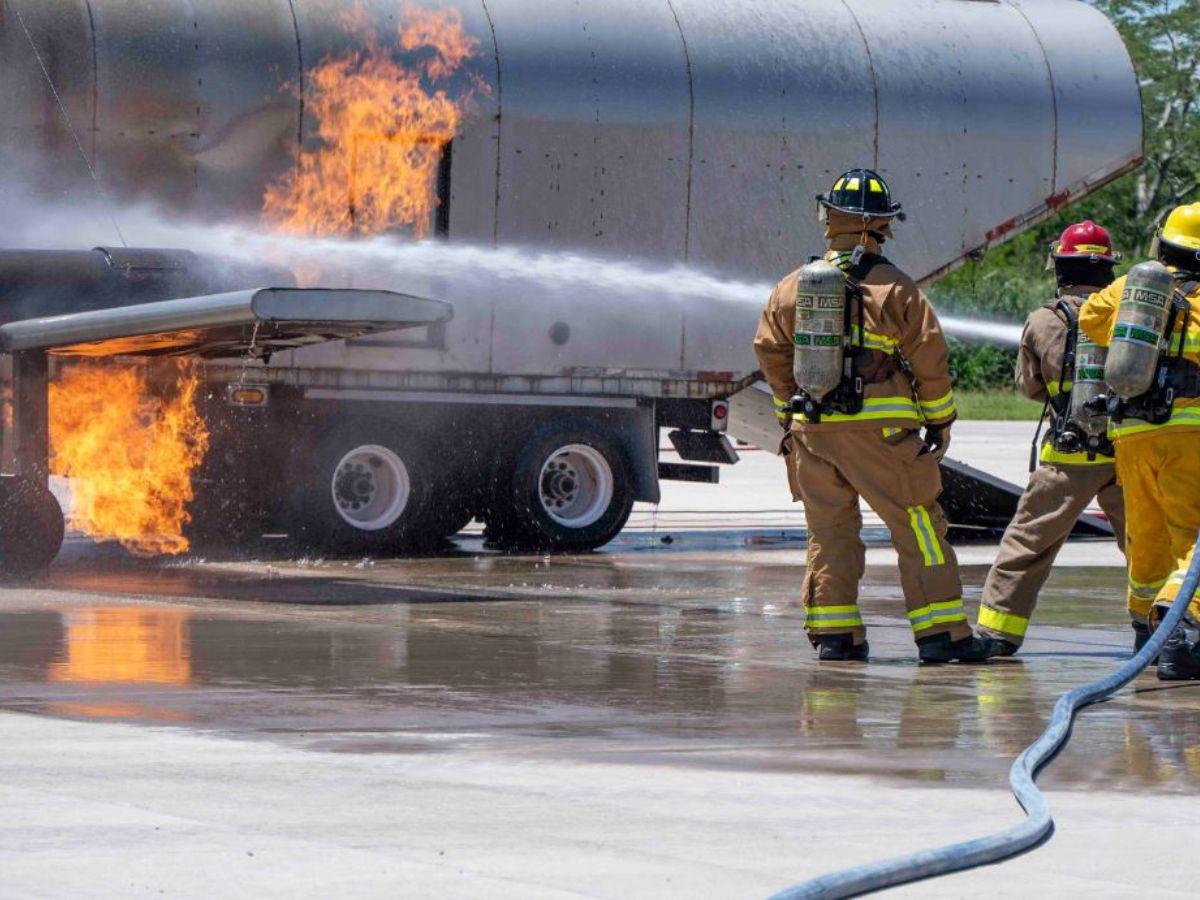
[773,394,790,423]
[908,599,967,633]
[804,604,864,629]
[907,505,946,566]
[1039,442,1113,467]
[978,605,1030,638]
[799,395,922,424]
[850,325,900,353]
[918,391,956,421]
[1045,381,1073,397]
[1110,406,1200,440]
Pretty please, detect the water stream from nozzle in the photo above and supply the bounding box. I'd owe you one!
[8,207,1023,347]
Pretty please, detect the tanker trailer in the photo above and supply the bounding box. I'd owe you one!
[0,0,1140,559]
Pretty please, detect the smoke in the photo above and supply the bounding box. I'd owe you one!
[2,196,1022,346]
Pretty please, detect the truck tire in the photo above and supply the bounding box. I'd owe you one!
[288,420,437,555]
[488,420,634,552]
[0,476,64,575]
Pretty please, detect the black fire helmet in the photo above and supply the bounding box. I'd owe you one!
[817,168,906,221]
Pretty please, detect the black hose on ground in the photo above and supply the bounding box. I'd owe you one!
[771,533,1200,899]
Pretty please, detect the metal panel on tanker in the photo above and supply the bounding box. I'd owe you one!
[88,0,299,217]
[486,0,691,259]
[0,1,94,213]
[293,0,500,245]
[673,0,874,282]
[1008,0,1142,196]
[489,284,684,376]
[853,0,1054,277]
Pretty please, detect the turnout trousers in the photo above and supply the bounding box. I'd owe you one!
[1115,431,1200,624]
[978,462,1126,646]
[787,427,971,645]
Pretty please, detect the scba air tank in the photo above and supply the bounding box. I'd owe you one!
[792,260,846,402]
[1067,333,1109,439]
[1106,260,1176,399]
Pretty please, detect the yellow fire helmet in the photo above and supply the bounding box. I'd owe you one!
[1159,202,1200,252]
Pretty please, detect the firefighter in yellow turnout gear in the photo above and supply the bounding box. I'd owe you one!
[1080,203,1200,679]
[978,222,1127,656]
[754,169,990,664]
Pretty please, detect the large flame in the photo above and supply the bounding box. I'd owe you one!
[262,3,484,237]
[49,363,209,556]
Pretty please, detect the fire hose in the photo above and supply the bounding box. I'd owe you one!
[771,532,1200,899]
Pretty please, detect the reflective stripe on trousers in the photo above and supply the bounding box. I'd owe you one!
[978,605,1030,639]
[804,604,864,630]
[907,599,968,634]
[907,505,946,566]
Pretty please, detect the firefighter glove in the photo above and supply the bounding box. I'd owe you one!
[923,424,951,460]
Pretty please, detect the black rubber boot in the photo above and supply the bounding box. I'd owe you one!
[1133,621,1151,654]
[917,631,992,664]
[1156,620,1200,681]
[1132,622,1161,664]
[816,634,869,662]
[983,637,1019,659]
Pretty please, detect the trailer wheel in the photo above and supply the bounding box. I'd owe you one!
[289,421,436,554]
[489,421,634,552]
[0,476,64,575]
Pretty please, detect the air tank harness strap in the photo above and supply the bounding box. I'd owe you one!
[1169,359,1200,398]
[1169,281,1199,398]
[1027,301,1078,472]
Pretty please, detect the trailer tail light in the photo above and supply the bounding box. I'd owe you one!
[227,385,269,407]
[710,399,729,432]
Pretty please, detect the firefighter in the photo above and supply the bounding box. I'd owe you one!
[754,168,990,664]
[1079,203,1200,679]
[978,222,1127,657]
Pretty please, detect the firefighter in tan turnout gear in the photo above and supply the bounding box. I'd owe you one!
[978,222,1127,657]
[754,169,990,664]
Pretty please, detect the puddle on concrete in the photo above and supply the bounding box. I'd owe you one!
[0,554,1195,794]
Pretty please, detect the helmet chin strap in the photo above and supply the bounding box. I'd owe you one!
[852,216,872,265]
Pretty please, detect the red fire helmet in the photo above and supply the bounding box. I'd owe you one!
[1052,220,1116,262]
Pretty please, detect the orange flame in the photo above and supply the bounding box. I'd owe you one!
[49,363,209,556]
[262,3,484,237]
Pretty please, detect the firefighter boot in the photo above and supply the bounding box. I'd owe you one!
[1156,619,1200,681]
[984,637,1020,659]
[816,634,869,662]
[917,632,992,664]
[1133,621,1151,654]
[1132,622,1161,665]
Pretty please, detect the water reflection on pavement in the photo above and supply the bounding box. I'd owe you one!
[0,546,1197,794]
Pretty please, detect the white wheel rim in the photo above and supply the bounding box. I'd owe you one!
[331,445,411,531]
[538,444,614,529]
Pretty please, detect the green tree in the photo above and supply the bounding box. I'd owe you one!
[1099,0,1200,241]
[933,0,1200,333]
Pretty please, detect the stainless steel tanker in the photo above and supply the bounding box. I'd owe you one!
[0,0,1141,559]
[1,0,1141,282]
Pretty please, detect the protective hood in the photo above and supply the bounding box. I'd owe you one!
[824,209,892,253]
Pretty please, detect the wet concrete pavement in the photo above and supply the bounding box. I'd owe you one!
[1,424,1196,897]
[0,546,1185,793]
[2,541,1200,897]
